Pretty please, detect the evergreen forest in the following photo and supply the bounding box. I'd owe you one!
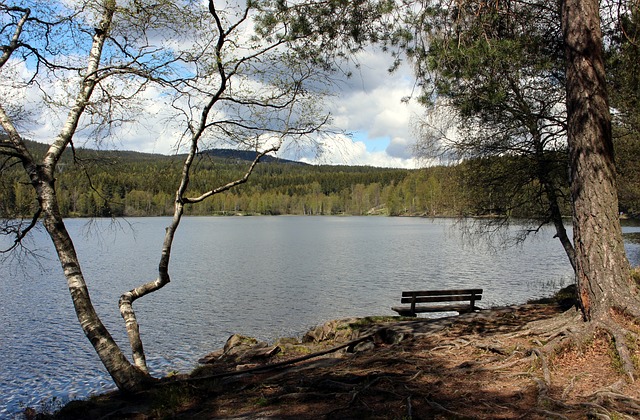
[2,139,638,219]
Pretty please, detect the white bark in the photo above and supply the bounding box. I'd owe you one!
[1,0,151,392]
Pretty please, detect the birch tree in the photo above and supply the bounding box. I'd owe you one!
[0,0,371,392]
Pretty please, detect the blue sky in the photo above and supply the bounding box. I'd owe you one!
[353,132,390,152]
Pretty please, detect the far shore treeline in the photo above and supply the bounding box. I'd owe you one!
[2,140,639,219]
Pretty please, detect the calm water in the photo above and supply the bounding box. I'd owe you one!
[1,216,638,416]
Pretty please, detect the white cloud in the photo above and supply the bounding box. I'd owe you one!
[314,48,424,167]
[277,133,419,169]
[3,5,427,169]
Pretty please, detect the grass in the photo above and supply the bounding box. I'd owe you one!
[149,383,197,417]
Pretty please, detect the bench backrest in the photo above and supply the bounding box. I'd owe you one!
[401,289,483,312]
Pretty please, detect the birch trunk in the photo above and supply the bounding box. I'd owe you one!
[37,176,151,391]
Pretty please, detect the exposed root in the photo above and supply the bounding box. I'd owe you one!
[591,390,640,417]
[184,334,374,383]
[531,348,551,386]
[562,374,580,399]
[502,309,582,345]
[525,308,582,335]
[426,398,478,419]
[535,408,570,419]
[515,309,640,419]
[475,342,507,355]
[476,353,533,372]
[620,304,640,320]
[598,319,637,383]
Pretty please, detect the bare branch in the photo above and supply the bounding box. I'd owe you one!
[183,145,280,204]
[0,207,42,254]
[0,5,30,69]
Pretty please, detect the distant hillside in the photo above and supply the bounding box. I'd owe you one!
[201,149,307,165]
[15,140,306,166]
[4,139,637,219]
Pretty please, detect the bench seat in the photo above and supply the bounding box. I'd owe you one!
[391,289,482,317]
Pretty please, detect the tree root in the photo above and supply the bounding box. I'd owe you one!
[531,348,551,386]
[517,308,581,337]
[598,319,636,383]
[322,374,406,418]
[535,408,570,420]
[619,304,640,321]
[590,390,640,418]
[426,398,478,419]
[507,310,640,419]
[477,353,533,372]
[179,334,374,385]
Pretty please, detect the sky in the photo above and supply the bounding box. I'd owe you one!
[305,49,426,169]
[109,49,427,169]
[4,1,430,170]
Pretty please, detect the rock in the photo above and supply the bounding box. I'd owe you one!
[199,334,281,366]
[236,363,259,370]
[302,318,359,343]
[244,345,281,360]
[302,323,334,343]
[223,334,264,356]
[275,337,300,346]
[198,348,224,364]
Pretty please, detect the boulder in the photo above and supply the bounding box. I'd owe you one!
[302,318,359,343]
[199,334,281,366]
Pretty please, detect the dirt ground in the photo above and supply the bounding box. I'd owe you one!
[44,301,640,419]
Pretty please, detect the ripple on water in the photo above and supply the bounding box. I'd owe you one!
[3,217,627,417]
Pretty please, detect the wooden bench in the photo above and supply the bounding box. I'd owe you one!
[391,289,483,317]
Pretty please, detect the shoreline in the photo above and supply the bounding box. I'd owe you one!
[22,284,640,419]
[32,289,608,419]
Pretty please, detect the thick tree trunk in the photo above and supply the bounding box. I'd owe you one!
[35,173,151,392]
[561,0,634,321]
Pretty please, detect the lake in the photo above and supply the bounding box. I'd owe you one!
[1,216,639,416]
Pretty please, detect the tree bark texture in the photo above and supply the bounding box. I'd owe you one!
[561,0,634,321]
[36,174,151,392]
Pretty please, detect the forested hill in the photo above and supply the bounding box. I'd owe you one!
[202,148,307,165]
[2,141,638,218]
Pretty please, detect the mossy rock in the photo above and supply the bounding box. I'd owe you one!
[302,318,359,343]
